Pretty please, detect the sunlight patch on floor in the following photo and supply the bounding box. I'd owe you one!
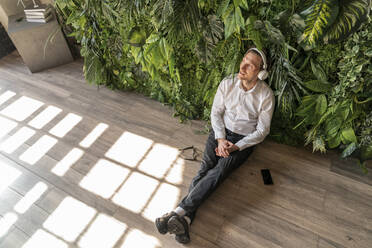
[0,90,16,106]
[112,172,159,213]
[28,105,62,129]
[0,116,18,140]
[22,229,68,248]
[0,160,22,194]
[142,182,180,221]
[49,113,82,138]
[0,126,35,154]
[43,197,96,242]
[138,143,180,179]
[14,182,48,214]
[0,96,43,121]
[19,135,57,165]
[77,213,127,248]
[165,157,185,185]
[105,131,153,167]
[79,123,108,148]
[0,213,18,238]
[79,159,130,199]
[51,148,84,176]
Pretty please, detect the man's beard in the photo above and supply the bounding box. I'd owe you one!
[240,75,256,84]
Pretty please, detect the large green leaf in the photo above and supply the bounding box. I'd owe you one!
[239,0,248,9]
[300,0,339,46]
[225,12,236,38]
[296,95,318,117]
[327,134,341,148]
[128,27,147,47]
[310,59,328,82]
[315,94,327,116]
[245,16,263,50]
[83,51,106,85]
[324,0,371,43]
[341,142,357,158]
[303,80,332,92]
[235,7,244,30]
[257,20,286,45]
[325,116,342,138]
[341,127,358,143]
[217,0,231,17]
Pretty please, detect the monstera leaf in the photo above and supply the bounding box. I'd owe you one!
[300,0,339,46]
[323,0,371,43]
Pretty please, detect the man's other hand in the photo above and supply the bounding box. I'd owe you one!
[215,139,239,157]
[216,138,229,157]
[227,144,239,153]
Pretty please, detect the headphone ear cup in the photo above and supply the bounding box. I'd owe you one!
[258,70,268,80]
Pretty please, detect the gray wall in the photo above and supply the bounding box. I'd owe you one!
[0,0,53,30]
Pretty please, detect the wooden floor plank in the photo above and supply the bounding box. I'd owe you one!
[0,227,29,248]
[0,187,49,237]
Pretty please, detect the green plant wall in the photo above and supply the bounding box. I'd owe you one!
[54,0,372,172]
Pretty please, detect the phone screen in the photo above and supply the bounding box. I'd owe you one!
[261,169,273,185]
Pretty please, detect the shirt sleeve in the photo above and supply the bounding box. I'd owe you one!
[235,90,275,150]
[211,80,226,139]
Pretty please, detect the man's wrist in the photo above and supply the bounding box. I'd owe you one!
[232,144,240,151]
[233,144,240,151]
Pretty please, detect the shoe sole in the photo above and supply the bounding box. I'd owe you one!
[176,234,191,244]
[168,216,186,235]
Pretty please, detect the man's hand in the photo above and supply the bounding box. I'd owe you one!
[216,138,229,157]
[227,144,239,154]
[215,139,239,157]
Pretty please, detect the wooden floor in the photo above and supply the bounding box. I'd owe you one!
[0,51,371,248]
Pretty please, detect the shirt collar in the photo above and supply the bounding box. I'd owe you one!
[236,78,261,94]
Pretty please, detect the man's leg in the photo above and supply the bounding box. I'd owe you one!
[168,144,254,244]
[174,130,219,223]
[188,130,219,190]
[155,130,218,234]
[179,145,254,219]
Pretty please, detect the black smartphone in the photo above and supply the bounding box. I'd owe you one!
[261,169,273,185]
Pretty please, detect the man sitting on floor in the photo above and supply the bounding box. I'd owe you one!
[155,47,275,244]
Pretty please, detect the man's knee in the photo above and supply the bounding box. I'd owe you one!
[207,157,236,181]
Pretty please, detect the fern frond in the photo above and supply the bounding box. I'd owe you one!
[196,15,223,63]
[152,0,174,25]
[324,0,371,43]
[300,0,339,45]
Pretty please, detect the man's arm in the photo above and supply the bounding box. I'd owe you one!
[234,91,275,151]
[211,81,226,140]
[211,80,233,157]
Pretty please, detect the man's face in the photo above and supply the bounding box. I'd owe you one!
[238,52,262,82]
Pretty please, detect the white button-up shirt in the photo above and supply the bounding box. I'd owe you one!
[211,74,275,151]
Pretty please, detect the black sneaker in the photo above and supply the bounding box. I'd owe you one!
[168,216,190,244]
[155,212,178,234]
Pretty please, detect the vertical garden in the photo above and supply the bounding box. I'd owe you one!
[54,0,372,172]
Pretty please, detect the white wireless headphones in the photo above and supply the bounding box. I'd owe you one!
[245,48,269,80]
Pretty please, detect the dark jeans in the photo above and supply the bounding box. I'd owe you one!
[179,129,254,223]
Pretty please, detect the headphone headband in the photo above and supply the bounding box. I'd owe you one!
[246,48,267,70]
